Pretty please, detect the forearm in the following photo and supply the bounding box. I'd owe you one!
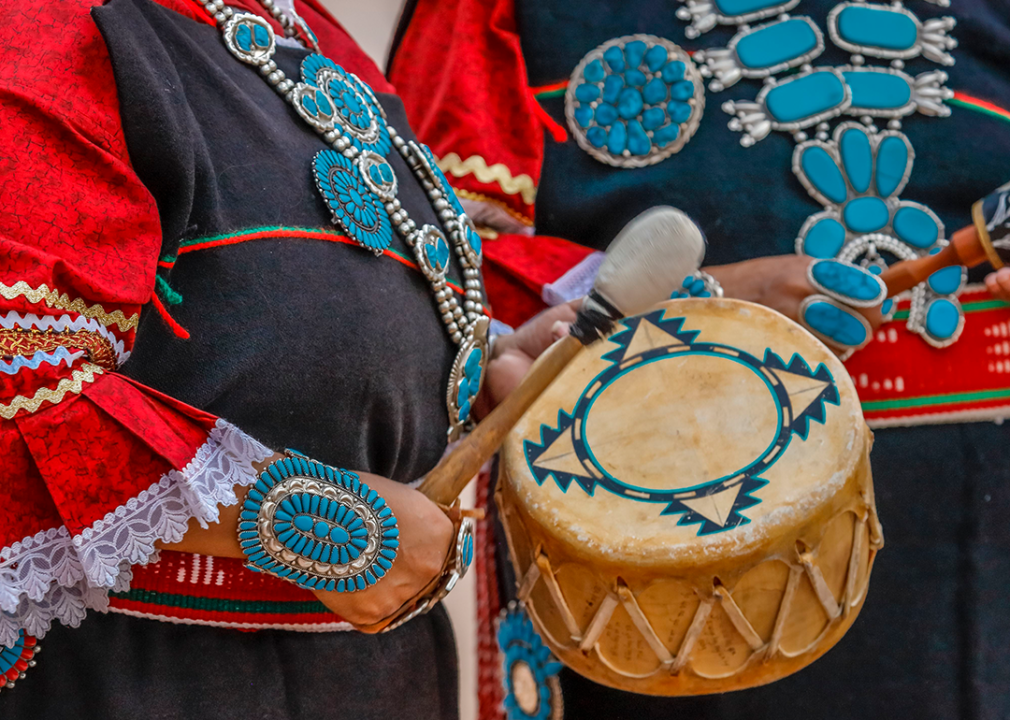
[156,452,284,559]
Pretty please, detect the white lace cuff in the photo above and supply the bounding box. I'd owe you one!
[0,420,272,646]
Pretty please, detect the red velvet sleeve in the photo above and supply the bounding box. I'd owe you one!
[0,0,272,647]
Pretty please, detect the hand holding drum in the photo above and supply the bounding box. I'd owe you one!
[419,206,708,505]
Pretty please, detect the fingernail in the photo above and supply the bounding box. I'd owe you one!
[551,321,571,339]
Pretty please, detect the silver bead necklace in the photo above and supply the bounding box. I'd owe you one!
[200,0,489,439]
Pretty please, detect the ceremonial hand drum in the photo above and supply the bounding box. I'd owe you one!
[497,298,882,695]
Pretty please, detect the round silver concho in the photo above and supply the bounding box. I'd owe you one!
[222,13,277,66]
[565,34,705,168]
[316,67,388,149]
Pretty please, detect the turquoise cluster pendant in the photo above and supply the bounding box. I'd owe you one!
[219,10,490,436]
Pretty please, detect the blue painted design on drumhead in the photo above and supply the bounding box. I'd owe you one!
[523,309,839,535]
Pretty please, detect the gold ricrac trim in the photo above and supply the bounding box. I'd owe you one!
[0,362,104,419]
[0,282,139,332]
[437,153,537,206]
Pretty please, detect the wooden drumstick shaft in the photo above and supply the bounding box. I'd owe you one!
[419,334,582,505]
[879,224,990,297]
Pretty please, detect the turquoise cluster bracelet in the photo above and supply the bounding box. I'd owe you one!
[239,454,398,592]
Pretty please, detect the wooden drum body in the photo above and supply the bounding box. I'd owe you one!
[497,298,882,696]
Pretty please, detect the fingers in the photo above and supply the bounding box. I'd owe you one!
[986,268,1010,302]
[551,320,572,341]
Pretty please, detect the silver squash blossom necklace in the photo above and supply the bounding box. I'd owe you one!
[200,0,489,440]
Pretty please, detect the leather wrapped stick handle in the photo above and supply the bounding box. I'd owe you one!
[878,224,993,297]
[418,334,583,506]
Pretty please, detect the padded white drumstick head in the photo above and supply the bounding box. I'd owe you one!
[594,206,707,316]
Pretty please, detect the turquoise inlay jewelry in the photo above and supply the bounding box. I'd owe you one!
[800,297,871,350]
[671,271,724,299]
[676,0,801,39]
[827,3,957,66]
[213,3,491,437]
[791,122,962,346]
[498,604,564,720]
[565,35,705,167]
[313,149,394,253]
[677,0,964,351]
[924,297,964,341]
[808,259,886,307]
[928,264,965,296]
[239,455,398,592]
[697,16,824,92]
[723,68,851,146]
[523,309,838,534]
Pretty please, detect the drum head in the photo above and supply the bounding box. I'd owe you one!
[504,298,865,569]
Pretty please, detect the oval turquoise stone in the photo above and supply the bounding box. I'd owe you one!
[603,45,625,72]
[587,126,607,147]
[602,75,624,104]
[875,136,909,197]
[653,123,680,146]
[313,520,330,538]
[236,24,252,51]
[803,217,846,258]
[843,197,889,233]
[329,525,350,545]
[928,265,963,295]
[643,78,668,105]
[608,122,628,155]
[624,40,647,69]
[735,18,819,70]
[715,0,789,16]
[803,301,868,346]
[575,83,600,102]
[627,120,651,156]
[661,61,685,83]
[893,206,939,248]
[837,6,917,51]
[624,69,647,88]
[801,146,847,204]
[253,24,270,47]
[839,127,872,194]
[667,101,692,124]
[574,104,593,128]
[926,299,961,339]
[641,107,666,130]
[293,514,314,533]
[811,260,883,302]
[844,70,912,110]
[645,44,668,72]
[670,80,694,102]
[595,103,618,127]
[765,71,846,124]
[583,59,605,83]
[617,88,644,120]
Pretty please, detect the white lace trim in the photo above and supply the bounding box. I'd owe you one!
[0,420,272,645]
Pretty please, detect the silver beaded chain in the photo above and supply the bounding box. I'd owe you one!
[200,0,487,347]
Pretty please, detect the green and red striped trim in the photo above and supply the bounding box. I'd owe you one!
[159,226,469,295]
[947,91,1010,125]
